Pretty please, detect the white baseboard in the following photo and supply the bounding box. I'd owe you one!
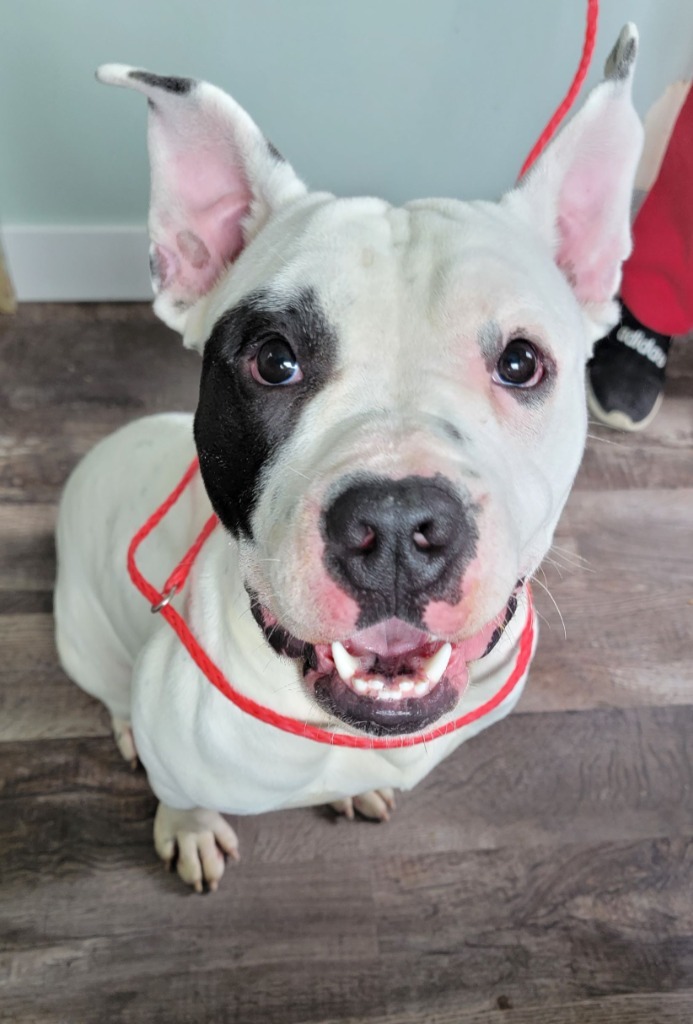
[1,225,152,302]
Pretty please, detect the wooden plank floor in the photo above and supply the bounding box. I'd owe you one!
[1,302,692,1024]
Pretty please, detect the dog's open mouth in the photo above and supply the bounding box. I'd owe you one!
[309,623,471,736]
[249,594,519,736]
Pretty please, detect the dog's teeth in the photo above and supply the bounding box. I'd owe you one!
[332,641,360,681]
[423,642,452,684]
[346,671,442,702]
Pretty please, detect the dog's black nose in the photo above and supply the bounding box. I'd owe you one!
[322,475,477,625]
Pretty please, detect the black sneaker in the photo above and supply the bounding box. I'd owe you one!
[587,302,672,431]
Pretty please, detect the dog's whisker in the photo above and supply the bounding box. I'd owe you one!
[531,576,567,640]
[536,565,549,587]
[548,558,590,574]
[549,554,595,575]
[234,605,255,619]
[271,679,305,696]
[285,465,311,481]
[544,552,591,579]
[547,549,580,567]
[253,638,277,654]
[499,606,523,650]
[541,556,564,580]
[585,430,631,449]
[549,544,594,571]
[261,648,275,666]
[550,542,590,560]
[536,609,552,630]
[266,621,282,643]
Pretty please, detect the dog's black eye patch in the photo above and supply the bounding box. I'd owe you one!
[194,288,337,538]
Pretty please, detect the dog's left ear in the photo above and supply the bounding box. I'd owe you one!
[97,65,307,338]
[503,24,644,347]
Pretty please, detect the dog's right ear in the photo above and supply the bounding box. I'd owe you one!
[502,25,643,347]
[97,65,307,339]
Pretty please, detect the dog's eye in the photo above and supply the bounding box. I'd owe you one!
[251,336,303,386]
[493,339,544,388]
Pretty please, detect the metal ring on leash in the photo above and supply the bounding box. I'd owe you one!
[151,584,178,613]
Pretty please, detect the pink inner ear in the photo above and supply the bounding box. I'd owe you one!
[552,109,638,306]
[149,113,255,305]
[171,191,251,297]
[555,203,621,306]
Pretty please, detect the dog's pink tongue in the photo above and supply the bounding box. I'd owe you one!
[346,619,430,658]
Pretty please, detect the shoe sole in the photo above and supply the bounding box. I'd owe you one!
[586,382,663,433]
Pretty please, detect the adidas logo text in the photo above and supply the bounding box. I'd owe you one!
[616,326,668,369]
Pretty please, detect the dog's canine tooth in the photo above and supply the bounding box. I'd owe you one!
[423,642,452,684]
[332,641,360,681]
[414,680,430,697]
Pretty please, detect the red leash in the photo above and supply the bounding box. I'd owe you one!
[126,3,597,748]
[518,0,599,177]
[127,459,535,749]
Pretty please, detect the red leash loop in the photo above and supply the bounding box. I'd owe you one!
[127,459,535,749]
[153,513,218,611]
[518,0,599,177]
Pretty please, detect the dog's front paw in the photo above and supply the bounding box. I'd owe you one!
[330,788,396,822]
[154,804,240,893]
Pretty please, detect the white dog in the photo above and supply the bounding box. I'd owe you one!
[55,27,643,891]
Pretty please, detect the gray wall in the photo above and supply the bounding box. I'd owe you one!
[2,0,692,226]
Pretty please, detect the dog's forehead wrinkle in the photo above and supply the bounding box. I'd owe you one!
[385,205,413,248]
[388,207,564,332]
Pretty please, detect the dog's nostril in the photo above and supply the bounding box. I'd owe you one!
[355,526,377,553]
[412,520,446,552]
[412,524,433,551]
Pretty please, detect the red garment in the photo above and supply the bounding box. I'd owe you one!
[621,83,693,336]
